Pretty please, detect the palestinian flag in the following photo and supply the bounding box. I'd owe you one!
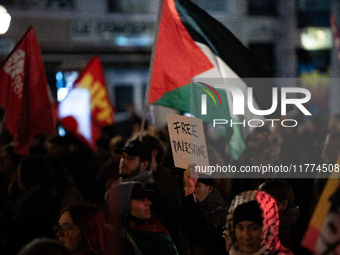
[148,0,276,160]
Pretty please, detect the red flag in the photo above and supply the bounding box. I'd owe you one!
[59,56,115,149]
[0,27,55,155]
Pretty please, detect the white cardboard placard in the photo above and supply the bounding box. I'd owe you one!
[167,113,210,173]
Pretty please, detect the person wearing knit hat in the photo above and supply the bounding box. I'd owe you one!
[233,200,263,227]
[194,174,215,202]
[182,174,227,255]
[231,200,263,254]
[224,190,294,255]
[182,164,227,254]
[182,165,294,255]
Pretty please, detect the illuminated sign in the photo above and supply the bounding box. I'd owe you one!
[72,20,155,47]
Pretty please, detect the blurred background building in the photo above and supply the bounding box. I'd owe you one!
[0,0,336,124]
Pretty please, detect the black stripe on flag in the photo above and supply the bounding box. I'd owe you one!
[174,0,287,118]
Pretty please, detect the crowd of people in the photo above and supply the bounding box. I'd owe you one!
[0,109,339,255]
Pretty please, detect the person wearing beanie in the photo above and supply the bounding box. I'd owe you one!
[181,165,228,255]
[105,181,179,255]
[224,190,294,255]
[194,176,215,202]
[181,164,293,255]
[181,175,227,255]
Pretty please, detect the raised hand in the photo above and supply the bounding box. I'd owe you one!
[184,163,198,196]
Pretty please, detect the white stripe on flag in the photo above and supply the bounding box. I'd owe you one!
[193,41,265,135]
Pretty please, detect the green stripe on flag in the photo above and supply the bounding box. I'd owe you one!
[152,85,191,112]
[228,118,246,160]
[154,83,245,160]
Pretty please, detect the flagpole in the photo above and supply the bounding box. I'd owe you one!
[139,0,165,141]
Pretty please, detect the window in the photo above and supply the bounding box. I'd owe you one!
[247,0,278,16]
[297,49,330,75]
[108,0,148,13]
[298,0,330,27]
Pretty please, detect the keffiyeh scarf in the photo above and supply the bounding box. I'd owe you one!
[225,190,294,255]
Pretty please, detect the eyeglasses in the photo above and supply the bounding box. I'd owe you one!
[54,224,78,236]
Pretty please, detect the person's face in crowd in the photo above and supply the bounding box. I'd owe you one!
[322,135,340,164]
[56,211,84,254]
[195,182,213,202]
[131,198,152,220]
[119,152,148,178]
[235,220,262,254]
[0,149,15,174]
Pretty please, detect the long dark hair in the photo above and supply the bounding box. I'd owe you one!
[59,204,107,255]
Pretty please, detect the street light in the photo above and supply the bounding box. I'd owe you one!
[0,5,11,34]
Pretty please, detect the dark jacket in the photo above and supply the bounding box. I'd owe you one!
[181,189,227,255]
[181,192,228,255]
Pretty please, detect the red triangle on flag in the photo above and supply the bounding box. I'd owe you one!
[149,0,214,104]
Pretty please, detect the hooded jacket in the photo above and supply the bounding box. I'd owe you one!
[105,181,178,255]
[224,190,294,255]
